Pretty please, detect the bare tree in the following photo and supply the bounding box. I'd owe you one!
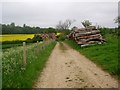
[56,19,75,30]
[114,16,120,28]
[114,16,120,23]
[81,20,92,28]
[56,21,64,30]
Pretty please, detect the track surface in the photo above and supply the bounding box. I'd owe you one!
[34,42,118,88]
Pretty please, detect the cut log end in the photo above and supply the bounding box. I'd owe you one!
[68,28,105,47]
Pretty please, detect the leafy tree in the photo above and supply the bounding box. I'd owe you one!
[1,23,58,34]
[10,22,15,27]
[32,34,43,42]
[23,24,26,27]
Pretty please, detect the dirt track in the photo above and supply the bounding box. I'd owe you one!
[33,42,118,88]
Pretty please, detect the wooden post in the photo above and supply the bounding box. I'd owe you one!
[23,42,26,65]
[45,41,47,46]
[36,41,39,54]
[43,41,46,49]
[37,41,39,46]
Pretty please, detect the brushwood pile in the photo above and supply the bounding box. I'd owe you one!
[67,26,105,47]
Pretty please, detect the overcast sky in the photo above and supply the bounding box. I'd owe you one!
[1,1,119,28]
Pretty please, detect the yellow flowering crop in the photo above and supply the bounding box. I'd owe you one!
[0,34,35,42]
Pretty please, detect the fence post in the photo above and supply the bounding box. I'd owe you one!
[23,42,26,65]
[36,41,39,54]
[43,40,46,49]
[37,41,39,46]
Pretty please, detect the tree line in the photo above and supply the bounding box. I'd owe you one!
[1,23,57,34]
[1,17,119,34]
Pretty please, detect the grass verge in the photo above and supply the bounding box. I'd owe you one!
[65,34,119,77]
[2,41,56,88]
[1,44,22,49]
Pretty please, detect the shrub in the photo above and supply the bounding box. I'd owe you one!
[32,34,43,42]
[58,35,66,41]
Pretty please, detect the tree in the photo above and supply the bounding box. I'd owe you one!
[81,20,92,28]
[10,22,15,27]
[2,23,57,34]
[23,24,26,27]
[114,16,120,28]
[56,21,63,30]
[56,19,75,30]
[63,19,72,29]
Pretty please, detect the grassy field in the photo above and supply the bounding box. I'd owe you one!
[1,43,37,49]
[0,34,35,42]
[2,40,56,88]
[1,43,22,49]
[65,34,119,76]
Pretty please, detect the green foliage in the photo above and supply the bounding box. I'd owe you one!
[99,28,119,36]
[31,34,43,42]
[2,40,25,44]
[58,35,66,41]
[2,43,35,49]
[1,44,22,49]
[2,23,57,34]
[2,40,33,46]
[65,33,119,76]
[2,41,56,88]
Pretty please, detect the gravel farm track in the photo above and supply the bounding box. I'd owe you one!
[33,42,118,88]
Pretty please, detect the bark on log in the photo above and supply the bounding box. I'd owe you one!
[68,28,105,46]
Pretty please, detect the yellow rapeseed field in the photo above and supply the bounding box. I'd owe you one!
[0,33,61,42]
[0,34,35,42]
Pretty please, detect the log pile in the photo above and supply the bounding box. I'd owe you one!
[68,27,105,47]
[41,33,57,40]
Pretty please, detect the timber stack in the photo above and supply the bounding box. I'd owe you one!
[67,26,105,47]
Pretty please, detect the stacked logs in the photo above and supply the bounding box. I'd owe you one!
[41,33,57,40]
[68,27,105,47]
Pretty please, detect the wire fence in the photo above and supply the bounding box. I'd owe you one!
[2,39,55,87]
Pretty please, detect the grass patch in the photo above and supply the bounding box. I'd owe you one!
[65,34,119,76]
[1,44,22,49]
[1,43,38,49]
[2,41,56,88]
